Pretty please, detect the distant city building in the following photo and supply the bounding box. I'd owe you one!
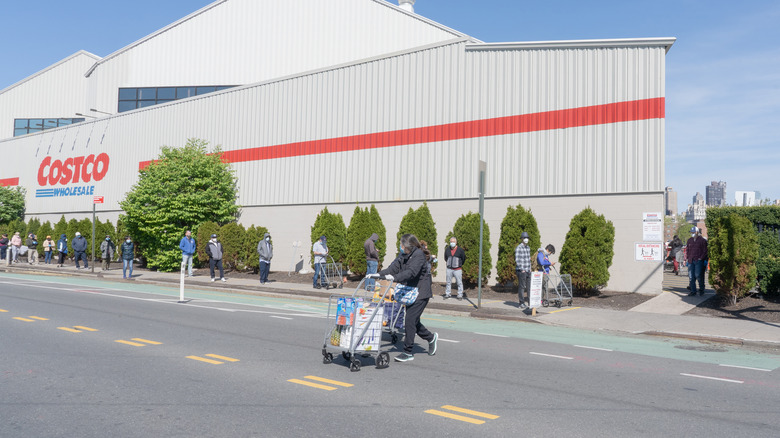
[685,192,707,222]
[664,186,677,216]
[706,180,727,207]
[734,190,757,207]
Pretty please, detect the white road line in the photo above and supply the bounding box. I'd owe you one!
[530,352,574,360]
[270,315,293,320]
[719,364,772,372]
[680,373,744,384]
[474,332,508,338]
[437,338,460,343]
[574,345,613,352]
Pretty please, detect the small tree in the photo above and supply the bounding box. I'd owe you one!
[219,222,246,270]
[396,202,438,274]
[77,218,93,258]
[244,225,270,274]
[53,215,68,241]
[119,138,240,271]
[559,207,615,294]
[445,212,491,285]
[66,218,79,254]
[27,218,41,237]
[757,230,780,296]
[495,204,541,285]
[346,205,386,276]
[311,207,348,266]
[196,221,221,264]
[6,218,27,241]
[37,221,54,242]
[0,186,25,224]
[708,214,759,306]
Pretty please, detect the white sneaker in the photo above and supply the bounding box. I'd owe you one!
[221,278,227,282]
[211,278,215,282]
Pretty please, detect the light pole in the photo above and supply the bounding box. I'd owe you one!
[89,108,113,116]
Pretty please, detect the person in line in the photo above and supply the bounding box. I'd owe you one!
[364,233,380,291]
[312,235,328,289]
[179,230,196,277]
[257,232,273,284]
[25,233,39,265]
[72,231,88,269]
[56,234,68,267]
[536,244,555,274]
[444,236,466,300]
[43,235,55,264]
[373,233,437,363]
[10,232,22,263]
[514,231,532,309]
[206,234,226,282]
[120,236,134,279]
[100,235,116,271]
[0,233,8,261]
[670,235,684,275]
[686,226,708,296]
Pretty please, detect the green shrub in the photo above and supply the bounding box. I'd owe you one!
[310,207,347,266]
[0,186,25,224]
[220,222,246,270]
[708,214,759,305]
[346,205,386,276]
[197,221,221,264]
[77,218,93,258]
[66,219,79,253]
[396,202,438,274]
[37,221,54,242]
[27,218,41,237]
[559,207,615,294]
[756,231,780,296]
[495,204,540,285]
[53,216,68,241]
[445,212,491,285]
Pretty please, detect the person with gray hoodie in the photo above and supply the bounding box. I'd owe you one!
[257,232,273,284]
[364,233,379,290]
[206,234,226,282]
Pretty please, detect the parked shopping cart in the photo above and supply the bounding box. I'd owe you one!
[542,265,573,308]
[315,255,344,290]
[321,278,395,371]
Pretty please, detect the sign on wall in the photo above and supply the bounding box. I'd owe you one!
[642,212,663,242]
[635,242,663,261]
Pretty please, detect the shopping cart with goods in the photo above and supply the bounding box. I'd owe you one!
[541,265,573,308]
[321,278,396,371]
[315,255,344,290]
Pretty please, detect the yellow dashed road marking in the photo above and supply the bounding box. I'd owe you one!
[303,376,353,387]
[205,354,239,362]
[287,379,337,391]
[0,308,9,312]
[13,317,34,322]
[425,410,485,424]
[186,355,223,364]
[58,327,81,333]
[115,340,146,347]
[73,326,98,331]
[29,316,49,321]
[441,405,499,419]
[131,338,162,345]
[549,306,581,314]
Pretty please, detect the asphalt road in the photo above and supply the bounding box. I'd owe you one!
[2,272,779,437]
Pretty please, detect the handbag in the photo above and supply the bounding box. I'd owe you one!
[393,284,418,305]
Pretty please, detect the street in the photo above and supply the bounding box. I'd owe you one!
[2,272,779,437]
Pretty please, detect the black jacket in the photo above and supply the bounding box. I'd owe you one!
[379,247,432,300]
[444,245,466,269]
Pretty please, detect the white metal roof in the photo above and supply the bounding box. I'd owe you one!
[0,50,101,95]
[466,37,676,53]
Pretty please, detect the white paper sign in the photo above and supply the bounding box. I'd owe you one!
[642,212,663,242]
[529,272,544,308]
[635,242,663,261]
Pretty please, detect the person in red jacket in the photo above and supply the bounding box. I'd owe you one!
[686,226,708,296]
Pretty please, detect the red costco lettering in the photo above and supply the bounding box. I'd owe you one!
[37,153,111,186]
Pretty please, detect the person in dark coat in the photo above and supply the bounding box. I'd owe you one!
[205,234,226,282]
[686,226,708,296]
[444,236,466,300]
[364,233,380,291]
[120,236,135,279]
[72,232,88,269]
[56,234,68,267]
[372,233,437,363]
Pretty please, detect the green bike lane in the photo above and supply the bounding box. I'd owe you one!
[2,271,779,371]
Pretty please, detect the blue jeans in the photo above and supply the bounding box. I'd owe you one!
[313,262,326,286]
[123,259,133,278]
[689,260,705,292]
[259,260,270,283]
[366,260,378,290]
[45,251,53,264]
[181,254,193,276]
[75,251,88,268]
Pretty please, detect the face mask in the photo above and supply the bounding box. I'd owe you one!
[691,233,696,238]
[126,239,131,243]
[450,242,456,248]
[266,237,270,242]
[106,238,110,241]
[399,246,405,255]
[523,238,529,244]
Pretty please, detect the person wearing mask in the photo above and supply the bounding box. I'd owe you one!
[25,233,39,265]
[10,232,22,263]
[120,236,135,279]
[670,235,684,275]
[312,235,328,289]
[72,231,88,269]
[444,236,466,300]
[179,230,196,277]
[686,226,708,296]
[205,234,226,282]
[56,234,68,267]
[257,232,273,284]
[536,244,555,274]
[42,235,55,264]
[0,233,8,261]
[370,234,437,363]
[514,232,532,309]
[364,233,380,291]
[100,235,116,271]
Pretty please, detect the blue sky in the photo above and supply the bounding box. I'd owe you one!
[2,0,778,211]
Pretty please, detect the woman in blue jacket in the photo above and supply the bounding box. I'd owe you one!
[537,244,555,274]
[56,234,68,267]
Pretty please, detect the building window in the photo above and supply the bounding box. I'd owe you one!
[117,85,236,113]
[13,118,85,137]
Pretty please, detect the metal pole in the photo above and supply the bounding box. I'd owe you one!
[477,161,486,309]
[91,203,95,273]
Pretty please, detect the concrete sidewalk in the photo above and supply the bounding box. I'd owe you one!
[2,262,779,347]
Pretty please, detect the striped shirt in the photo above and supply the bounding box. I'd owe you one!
[514,243,531,271]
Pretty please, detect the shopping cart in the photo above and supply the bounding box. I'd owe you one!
[541,265,573,308]
[372,279,405,344]
[321,278,396,371]
[317,255,343,290]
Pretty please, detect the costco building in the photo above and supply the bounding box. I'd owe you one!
[0,0,674,293]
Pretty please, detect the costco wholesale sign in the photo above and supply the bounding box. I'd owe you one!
[35,153,110,198]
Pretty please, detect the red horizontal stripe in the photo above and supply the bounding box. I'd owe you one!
[139,97,663,169]
[0,177,19,187]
